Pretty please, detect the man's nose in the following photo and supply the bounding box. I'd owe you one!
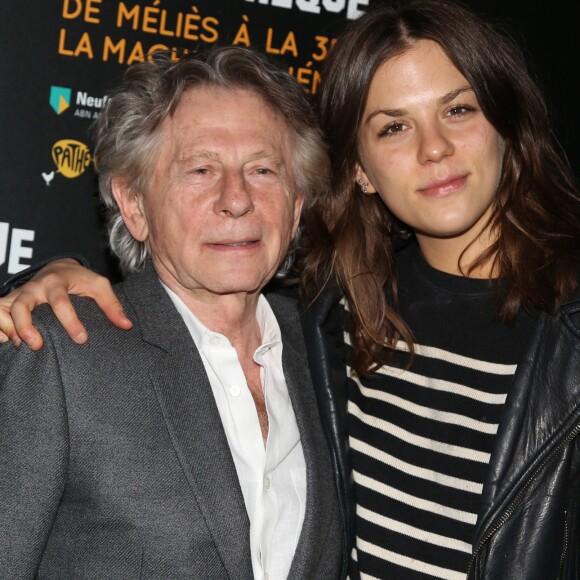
[215,172,254,218]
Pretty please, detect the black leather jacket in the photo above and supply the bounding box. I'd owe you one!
[301,290,580,580]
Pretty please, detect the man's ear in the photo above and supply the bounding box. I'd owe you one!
[354,163,377,195]
[291,193,305,239]
[111,178,149,242]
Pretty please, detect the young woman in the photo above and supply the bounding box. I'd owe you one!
[299,2,580,578]
[2,2,580,578]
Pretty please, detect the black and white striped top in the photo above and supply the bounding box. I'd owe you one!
[346,242,535,579]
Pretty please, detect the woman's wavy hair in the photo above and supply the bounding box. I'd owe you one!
[300,0,580,375]
[93,46,330,275]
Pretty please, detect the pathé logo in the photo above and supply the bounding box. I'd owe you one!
[51,139,92,178]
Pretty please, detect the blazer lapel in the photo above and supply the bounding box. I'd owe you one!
[267,293,340,578]
[122,264,253,578]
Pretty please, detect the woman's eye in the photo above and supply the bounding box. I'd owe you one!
[378,122,405,138]
[255,167,272,175]
[447,104,476,117]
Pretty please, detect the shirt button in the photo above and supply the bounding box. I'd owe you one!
[209,336,221,346]
[264,475,271,490]
[229,385,241,397]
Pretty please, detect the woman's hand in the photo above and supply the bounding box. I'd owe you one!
[0,259,132,350]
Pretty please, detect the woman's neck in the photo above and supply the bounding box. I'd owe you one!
[415,228,499,279]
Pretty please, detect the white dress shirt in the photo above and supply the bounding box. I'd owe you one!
[163,285,307,580]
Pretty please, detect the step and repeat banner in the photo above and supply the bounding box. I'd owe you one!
[1,0,577,283]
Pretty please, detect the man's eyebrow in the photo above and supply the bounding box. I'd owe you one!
[177,150,218,163]
[175,150,284,169]
[247,150,283,164]
[364,85,474,125]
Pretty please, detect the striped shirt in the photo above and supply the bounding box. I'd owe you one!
[346,242,535,579]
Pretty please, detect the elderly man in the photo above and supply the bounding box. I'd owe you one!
[0,47,342,579]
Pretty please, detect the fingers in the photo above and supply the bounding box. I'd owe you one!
[59,265,133,331]
[53,300,89,345]
[0,258,134,350]
[9,271,87,349]
[89,277,133,331]
[0,301,21,347]
[0,263,90,349]
[10,299,43,350]
[96,296,133,330]
[46,276,93,343]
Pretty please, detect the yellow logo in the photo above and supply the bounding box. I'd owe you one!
[56,95,70,114]
[51,140,92,178]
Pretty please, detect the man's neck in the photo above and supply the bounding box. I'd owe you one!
[159,279,262,349]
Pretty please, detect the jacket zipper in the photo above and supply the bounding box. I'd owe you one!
[466,421,580,579]
[557,510,569,580]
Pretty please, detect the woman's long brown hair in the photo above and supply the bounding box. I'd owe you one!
[299,0,580,375]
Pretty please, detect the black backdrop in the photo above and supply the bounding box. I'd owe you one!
[1,0,577,284]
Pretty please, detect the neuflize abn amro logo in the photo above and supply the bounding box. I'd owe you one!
[49,86,72,115]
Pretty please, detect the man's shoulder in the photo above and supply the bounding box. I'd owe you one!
[34,294,130,346]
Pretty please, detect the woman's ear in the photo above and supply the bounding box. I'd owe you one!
[110,178,149,242]
[354,164,377,195]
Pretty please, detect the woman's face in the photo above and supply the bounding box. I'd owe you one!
[356,40,505,271]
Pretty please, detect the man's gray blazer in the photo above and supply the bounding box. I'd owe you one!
[0,263,343,579]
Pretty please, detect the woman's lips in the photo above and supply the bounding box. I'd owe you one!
[418,175,468,197]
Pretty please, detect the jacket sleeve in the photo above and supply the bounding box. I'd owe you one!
[0,253,90,297]
[0,317,69,579]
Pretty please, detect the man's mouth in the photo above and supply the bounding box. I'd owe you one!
[222,241,256,247]
[207,239,260,250]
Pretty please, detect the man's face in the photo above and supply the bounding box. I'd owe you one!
[117,87,303,303]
